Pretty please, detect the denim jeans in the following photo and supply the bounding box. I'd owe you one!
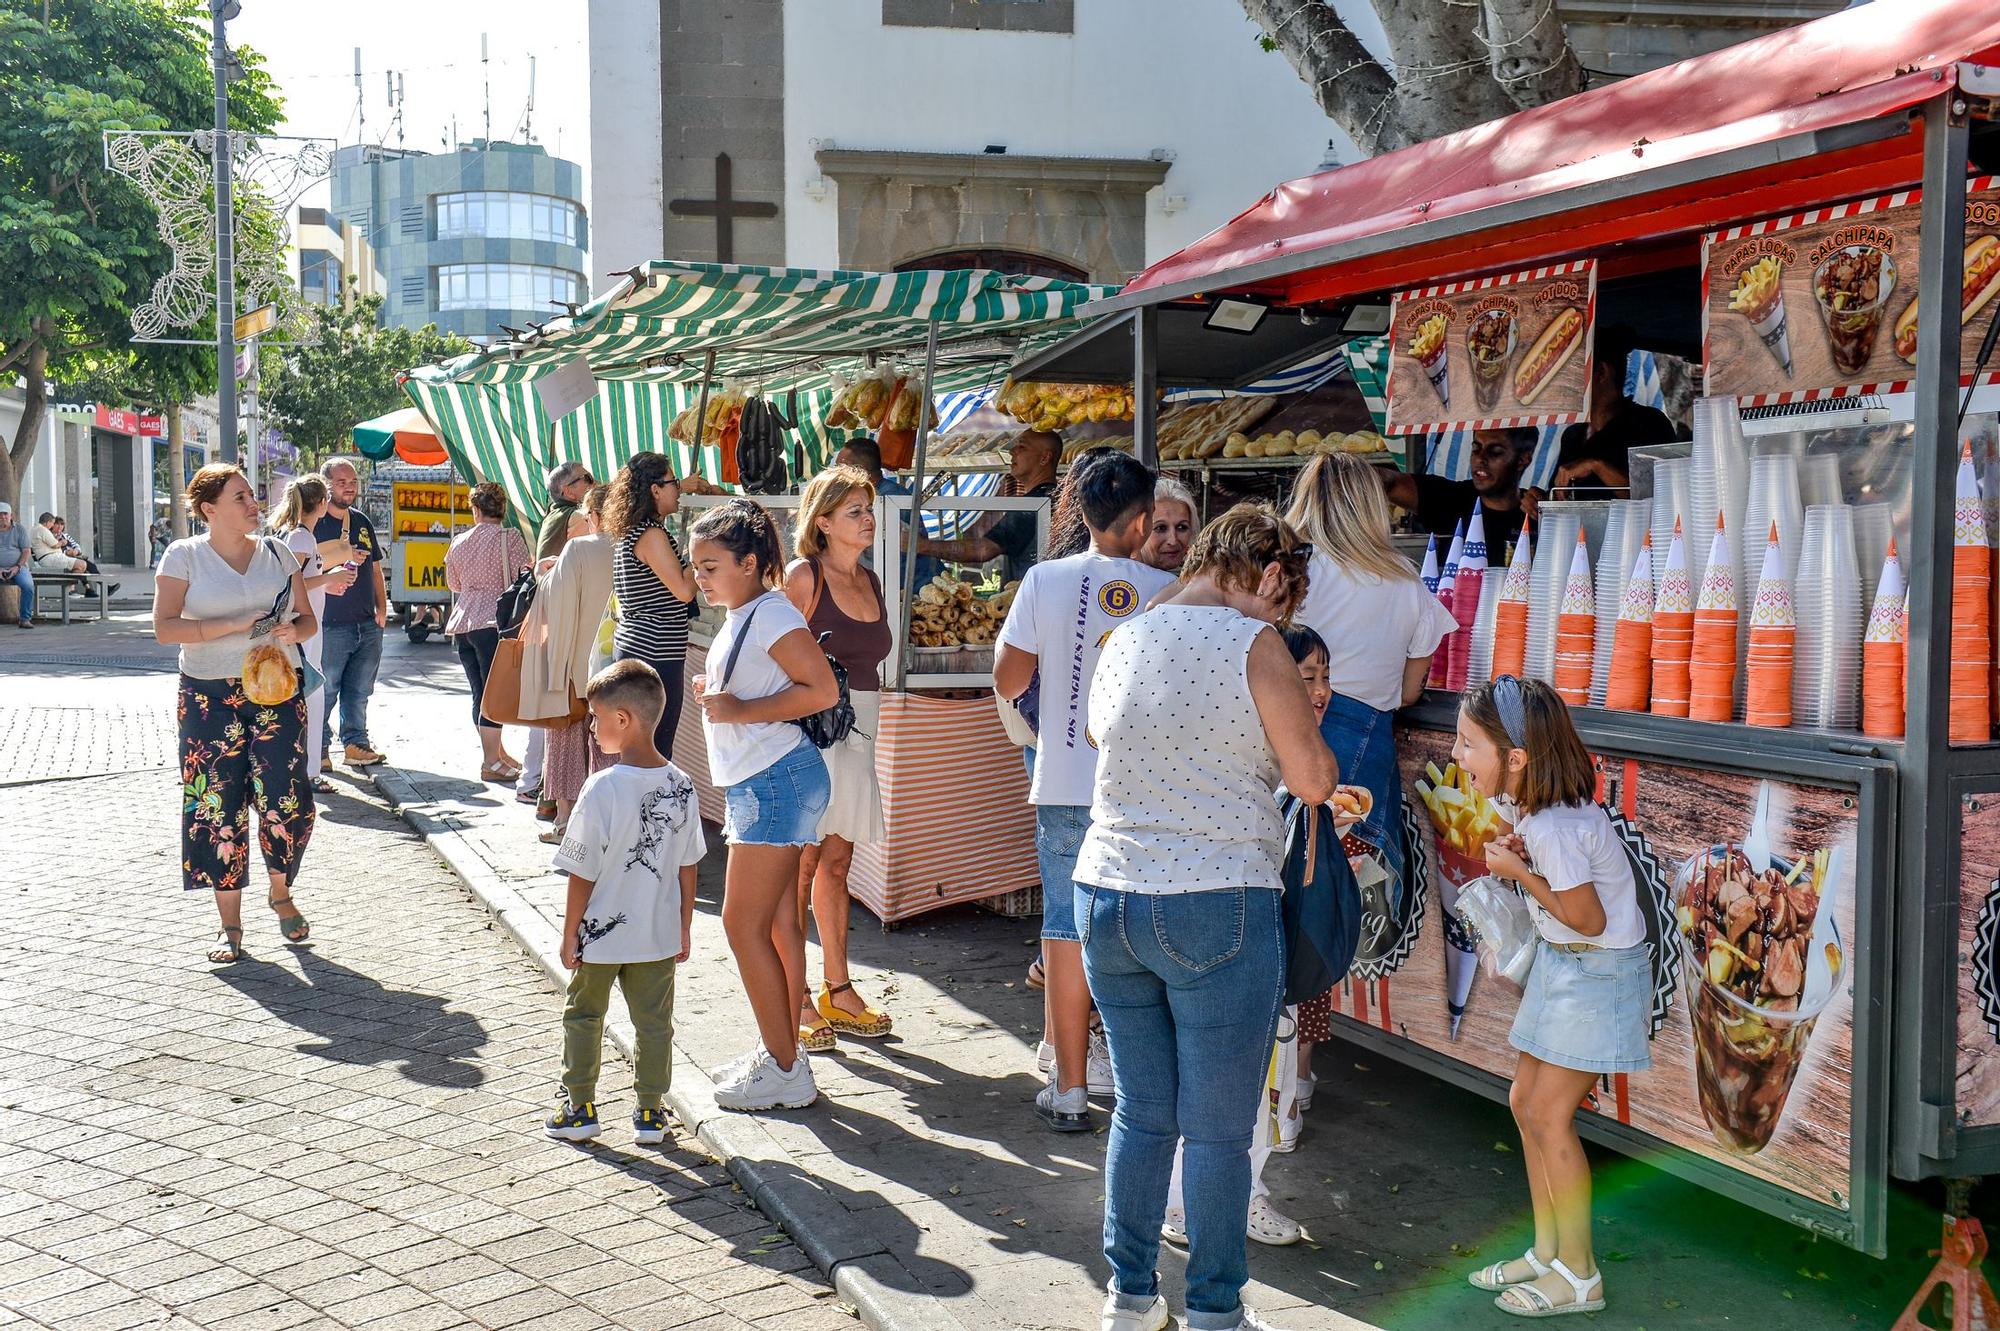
[320,620,383,750]
[1080,882,1285,1329]
[4,565,33,622]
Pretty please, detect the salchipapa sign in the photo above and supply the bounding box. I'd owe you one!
[1703,175,2000,404]
[1386,260,1597,436]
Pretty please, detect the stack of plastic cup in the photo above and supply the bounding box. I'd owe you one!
[1466,554,1507,685]
[1690,397,1750,599]
[1852,503,1897,613]
[1525,502,1613,685]
[1591,500,1652,707]
[1650,457,1693,590]
[1794,503,1864,730]
[1800,451,1843,509]
[1740,450,1805,717]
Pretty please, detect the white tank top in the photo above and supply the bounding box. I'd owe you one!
[1075,604,1284,894]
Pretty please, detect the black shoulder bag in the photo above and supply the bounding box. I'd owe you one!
[717,597,855,750]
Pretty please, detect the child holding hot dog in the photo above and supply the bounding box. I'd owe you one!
[1453,675,1648,1319]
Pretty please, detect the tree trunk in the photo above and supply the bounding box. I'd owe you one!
[167,402,189,539]
[1482,0,1586,111]
[1,330,51,515]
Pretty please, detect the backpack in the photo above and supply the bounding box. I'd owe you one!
[735,392,798,495]
[495,567,539,636]
[717,597,856,751]
[1278,794,1364,1006]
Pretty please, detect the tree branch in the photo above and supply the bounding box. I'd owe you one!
[1481,0,1585,110]
[1239,0,1401,156]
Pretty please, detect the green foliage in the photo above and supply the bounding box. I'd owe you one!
[263,290,474,468]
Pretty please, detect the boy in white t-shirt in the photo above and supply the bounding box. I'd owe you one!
[994,453,1175,1132]
[544,660,706,1145]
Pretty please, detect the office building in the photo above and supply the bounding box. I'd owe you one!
[295,206,385,308]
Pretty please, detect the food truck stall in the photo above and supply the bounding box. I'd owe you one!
[1005,0,2000,1272]
[400,264,1097,924]
[355,409,471,643]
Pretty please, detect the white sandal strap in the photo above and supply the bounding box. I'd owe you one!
[1548,1258,1601,1299]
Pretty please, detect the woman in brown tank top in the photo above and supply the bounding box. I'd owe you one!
[783,464,896,1049]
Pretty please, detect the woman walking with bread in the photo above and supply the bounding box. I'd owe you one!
[785,464,895,1050]
[153,464,318,963]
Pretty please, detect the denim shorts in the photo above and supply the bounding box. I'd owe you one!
[1036,803,1091,943]
[722,738,831,847]
[1509,939,1653,1074]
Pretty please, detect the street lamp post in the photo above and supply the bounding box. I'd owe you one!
[210,0,238,463]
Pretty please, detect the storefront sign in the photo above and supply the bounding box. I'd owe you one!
[390,480,473,540]
[94,404,165,436]
[1377,726,1862,1222]
[1385,260,1596,436]
[1703,176,2000,404]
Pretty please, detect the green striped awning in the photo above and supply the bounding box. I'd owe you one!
[401,263,1115,529]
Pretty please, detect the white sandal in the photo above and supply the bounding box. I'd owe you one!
[1494,1258,1604,1318]
[1470,1248,1550,1291]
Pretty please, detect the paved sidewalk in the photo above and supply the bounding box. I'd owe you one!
[0,767,844,1331]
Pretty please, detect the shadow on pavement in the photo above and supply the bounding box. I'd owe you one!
[214,946,489,1088]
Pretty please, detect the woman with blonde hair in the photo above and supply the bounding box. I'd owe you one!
[784,464,895,1050]
[272,475,358,794]
[524,483,617,842]
[1283,453,1454,1118]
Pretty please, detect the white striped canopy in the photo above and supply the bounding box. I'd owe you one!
[400,262,1115,528]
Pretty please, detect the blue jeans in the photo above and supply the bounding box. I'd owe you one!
[1036,803,1090,943]
[4,565,32,622]
[1080,882,1285,1329]
[320,620,383,750]
[1321,691,1404,906]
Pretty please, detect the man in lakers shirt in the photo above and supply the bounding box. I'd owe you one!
[994,454,1174,1133]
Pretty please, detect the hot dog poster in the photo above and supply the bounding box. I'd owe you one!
[1703,176,2000,405]
[1385,259,1596,436]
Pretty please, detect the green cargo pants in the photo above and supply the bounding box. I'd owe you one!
[562,958,677,1109]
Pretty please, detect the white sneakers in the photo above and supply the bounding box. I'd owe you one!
[1035,1029,1116,1096]
[1099,1287,1169,1331]
[712,1045,817,1111]
[1161,1200,1302,1248]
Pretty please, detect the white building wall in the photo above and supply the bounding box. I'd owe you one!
[781,0,1349,272]
[589,0,666,275]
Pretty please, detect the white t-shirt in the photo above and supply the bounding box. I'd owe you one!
[552,761,707,965]
[1513,800,1646,948]
[995,552,1175,806]
[157,535,301,681]
[1292,551,1456,712]
[703,590,816,788]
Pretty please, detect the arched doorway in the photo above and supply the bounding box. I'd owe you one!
[894,249,1088,281]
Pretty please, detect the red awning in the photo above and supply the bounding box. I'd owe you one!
[1113,0,2000,309]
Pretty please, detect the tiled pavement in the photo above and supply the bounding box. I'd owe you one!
[0,768,847,1331]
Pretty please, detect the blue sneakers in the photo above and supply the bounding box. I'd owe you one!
[632,1106,669,1144]
[544,1097,601,1142]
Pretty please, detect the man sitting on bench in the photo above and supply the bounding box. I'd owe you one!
[33,514,117,598]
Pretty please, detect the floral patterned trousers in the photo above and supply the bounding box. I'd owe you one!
[178,675,316,893]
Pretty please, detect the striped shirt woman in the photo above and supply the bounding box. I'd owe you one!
[607,452,698,757]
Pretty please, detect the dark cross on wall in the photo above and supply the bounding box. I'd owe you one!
[668,153,778,264]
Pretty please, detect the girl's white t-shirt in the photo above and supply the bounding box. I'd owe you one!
[702,590,815,787]
[1292,551,1456,712]
[1512,800,1647,948]
[157,535,301,681]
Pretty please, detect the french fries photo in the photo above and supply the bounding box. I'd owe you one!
[1413,759,1503,862]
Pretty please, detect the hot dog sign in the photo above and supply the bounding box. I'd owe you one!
[1703,176,2000,404]
[1386,260,1597,436]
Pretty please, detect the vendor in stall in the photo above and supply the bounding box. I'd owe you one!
[1382,426,1540,556]
[837,437,943,586]
[1552,330,1678,496]
[918,430,1060,581]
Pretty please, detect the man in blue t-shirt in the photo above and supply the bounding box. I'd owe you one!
[312,458,389,768]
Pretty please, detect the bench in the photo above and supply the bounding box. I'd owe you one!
[35,572,113,624]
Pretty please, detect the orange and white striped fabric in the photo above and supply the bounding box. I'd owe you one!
[1863,537,1907,740]
[1953,444,1992,744]
[1690,514,1739,723]
[1605,534,1653,713]
[1491,533,1532,681]
[676,646,1039,923]
[1553,530,1595,706]
[1744,523,1795,729]
[1650,517,1694,717]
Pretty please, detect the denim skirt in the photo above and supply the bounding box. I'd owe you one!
[722,736,831,847]
[1508,940,1652,1074]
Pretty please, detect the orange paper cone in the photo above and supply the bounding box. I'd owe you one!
[1953,444,1992,743]
[1690,513,1739,723]
[1650,517,1694,717]
[1553,530,1596,706]
[1491,533,1532,681]
[1863,537,1907,739]
[1745,523,1795,728]
[1606,534,1655,712]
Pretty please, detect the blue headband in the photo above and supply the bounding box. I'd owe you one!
[1492,675,1529,750]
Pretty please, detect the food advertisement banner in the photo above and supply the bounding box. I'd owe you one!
[1703,176,2000,405]
[390,480,473,540]
[1957,794,2000,1126]
[1385,260,1596,436]
[1353,726,1862,1229]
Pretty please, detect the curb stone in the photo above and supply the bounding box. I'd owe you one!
[372,763,982,1331]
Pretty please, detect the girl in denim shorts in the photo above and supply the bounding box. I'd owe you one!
[689,500,839,1114]
[1452,676,1649,1320]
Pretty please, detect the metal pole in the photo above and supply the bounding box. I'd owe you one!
[241,336,259,503]
[1892,91,1969,1177]
[692,348,716,483]
[210,1,237,462]
[896,318,942,688]
[1133,305,1159,470]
